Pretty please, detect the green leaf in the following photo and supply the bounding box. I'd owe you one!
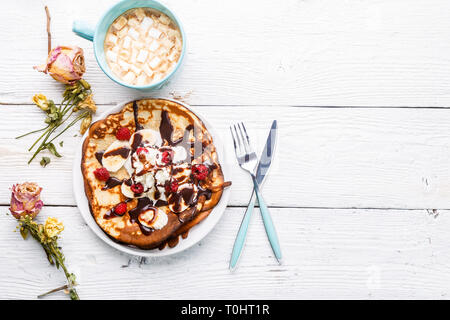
[40,157,50,167]
[59,141,64,147]
[46,143,62,158]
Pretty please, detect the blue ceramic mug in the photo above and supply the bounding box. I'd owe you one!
[72,0,186,91]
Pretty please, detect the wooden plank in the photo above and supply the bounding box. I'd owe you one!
[2,105,450,208]
[2,0,450,106]
[0,206,448,299]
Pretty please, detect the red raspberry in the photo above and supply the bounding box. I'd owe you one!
[114,202,127,215]
[165,181,179,193]
[94,167,110,181]
[136,147,148,155]
[192,164,209,180]
[131,183,144,194]
[161,150,173,164]
[116,127,131,141]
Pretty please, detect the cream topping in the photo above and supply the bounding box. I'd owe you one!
[172,145,187,163]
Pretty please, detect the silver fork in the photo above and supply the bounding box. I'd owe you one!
[230,122,282,264]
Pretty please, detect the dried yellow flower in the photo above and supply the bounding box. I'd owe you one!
[78,94,97,113]
[44,217,64,238]
[79,113,92,135]
[32,94,49,111]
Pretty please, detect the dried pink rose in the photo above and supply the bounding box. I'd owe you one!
[9,182,44,219]
[34,46,86,84]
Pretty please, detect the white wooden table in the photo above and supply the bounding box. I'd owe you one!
[1,0,450,299]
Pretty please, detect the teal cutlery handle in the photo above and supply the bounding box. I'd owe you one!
[229,192,256,271]
[252,176,282,263]
[72,20,95,41]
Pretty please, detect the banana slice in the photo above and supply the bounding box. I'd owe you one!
[168,183,198,213]
[131,129,162,148]
[172,163,191,184]
[138,208,168,230]
[150,210,168,229]
[102,140,131,172]
[121,182,135,199]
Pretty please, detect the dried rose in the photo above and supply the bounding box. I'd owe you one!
[9,182,44,219]
[34,46,86,84]
[44,217,64,238]
[32,94,50,111]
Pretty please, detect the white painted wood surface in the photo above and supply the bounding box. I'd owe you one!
[1,206,449,299]
[3,0,450,106]
[1,0,450,299]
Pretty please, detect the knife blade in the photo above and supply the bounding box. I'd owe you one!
[255,120,277,186]
[229,120,279,271]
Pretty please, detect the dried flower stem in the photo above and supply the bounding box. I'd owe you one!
[46,111,89,143]
[19,216,79,300]
[38,284,68,298]
[17,80,94,164]
[45,6,51,54]
[27,109,85,164]
[15,125,50,139]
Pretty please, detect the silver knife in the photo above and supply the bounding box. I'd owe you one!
[230,120,279,271]
[256,120,277,185]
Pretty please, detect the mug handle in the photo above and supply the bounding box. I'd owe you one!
[72,20,95,41]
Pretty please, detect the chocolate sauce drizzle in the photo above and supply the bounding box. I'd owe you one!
[159,110,178,145]
[102,177,123,190]
[131,132,143,151]
[170,187,197,213]
[103,147,130,159]
[133,101,144,131]
[103,208,125,220]
[103,209,116,220]
[128,197,156,235]
[95,151,104,165]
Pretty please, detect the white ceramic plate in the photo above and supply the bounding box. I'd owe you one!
[73,98,231,257]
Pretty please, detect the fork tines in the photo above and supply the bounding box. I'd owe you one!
[230,122,251,157]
